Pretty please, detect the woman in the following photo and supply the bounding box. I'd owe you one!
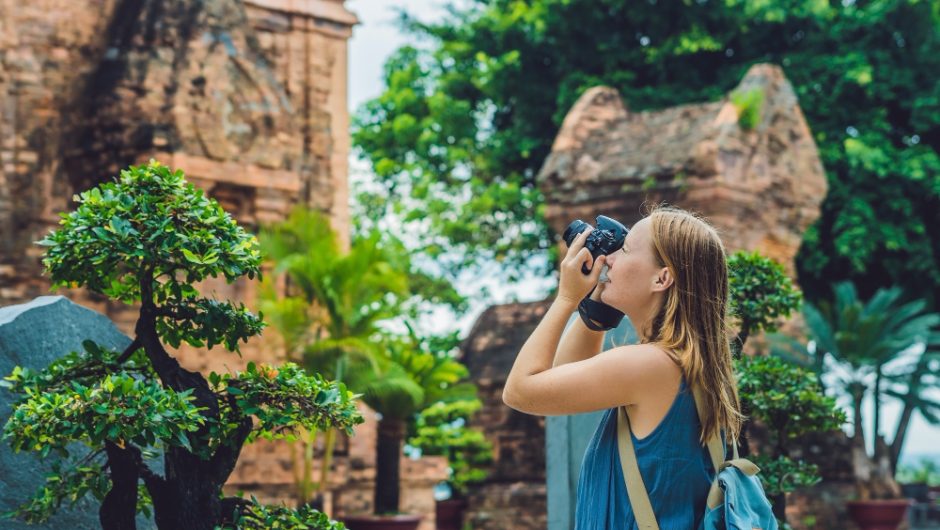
[502,205,743,529]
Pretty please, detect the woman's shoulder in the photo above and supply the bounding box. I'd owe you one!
[604,343,682,372]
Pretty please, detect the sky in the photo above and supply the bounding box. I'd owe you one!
[343,0,939,463]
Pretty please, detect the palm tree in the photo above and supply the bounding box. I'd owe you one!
[357,325,477,515]
[801,282,940,498]
[258,207,412,505]
[884,341,940,472]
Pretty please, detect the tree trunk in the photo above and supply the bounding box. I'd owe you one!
[889,346,934,472]
[873,366,883,441]
[132,279,253,528]
[99,442,141,530]
[375,417,406,515]
[771,494,786,522]
[850,383,867,450]
[156,449,225,529]
[890,400,916,473]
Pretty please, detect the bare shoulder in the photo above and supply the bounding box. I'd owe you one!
[601,343,680,369]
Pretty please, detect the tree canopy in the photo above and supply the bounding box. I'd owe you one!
[353,0,940,306]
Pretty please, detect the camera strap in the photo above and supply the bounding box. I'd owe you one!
[578,288,625,331]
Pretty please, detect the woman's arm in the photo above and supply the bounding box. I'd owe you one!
[553,287,606,367]
[504,229,603,399]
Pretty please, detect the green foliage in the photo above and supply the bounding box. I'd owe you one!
[727,251,802,355]
[407,399,493,497]
[157,299,266,352]
[728,250,843,515]
[259,207,466,380]
[730,87,765,130]
[217,498,347,530]
[209,362,364,444]
[797,281,940,469]
[735,354,845,503]
[354,0,940,307]
[751,454,822,498]
[359,329,475,422]
[3,347,204,457]
[39,160,265,353]
[736,355,846,451]
[0,339,152,396]
[803,282,939,375]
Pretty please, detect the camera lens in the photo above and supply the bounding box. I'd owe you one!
[563,220,591,247]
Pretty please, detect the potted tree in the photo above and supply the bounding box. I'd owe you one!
[407,398,493,530]
[258,207,414,510]
[728,251,846,525]
[342,327,476,530]
[800,282,940,529]
[735,355,847,520]
[0,161,362,529]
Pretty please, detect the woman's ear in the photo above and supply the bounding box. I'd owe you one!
[653,267,673,292]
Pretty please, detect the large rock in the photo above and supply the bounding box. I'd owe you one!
[0,296,154,529]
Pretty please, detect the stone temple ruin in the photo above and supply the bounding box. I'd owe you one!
[460,63,847,530]
[0,1,446,528]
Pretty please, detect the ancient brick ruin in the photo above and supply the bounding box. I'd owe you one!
[0,1,445,527]
[462,64,845,529]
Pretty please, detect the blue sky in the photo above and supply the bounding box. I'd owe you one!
[343,0,939,463]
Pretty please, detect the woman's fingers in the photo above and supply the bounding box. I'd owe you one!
[577,247,594,272]
[564,228,592,260]
[588,255,606,281]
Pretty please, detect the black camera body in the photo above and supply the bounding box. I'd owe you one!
[562,215,630,331]
[562,215,629,274]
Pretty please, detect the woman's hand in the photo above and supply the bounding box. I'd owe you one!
[557,228,607,306]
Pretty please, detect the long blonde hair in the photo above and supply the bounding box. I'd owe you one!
[644,204,744,444]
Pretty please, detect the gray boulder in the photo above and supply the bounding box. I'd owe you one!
[0,296,156,529]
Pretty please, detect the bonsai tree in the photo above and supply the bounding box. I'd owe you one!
[407,398,493,499]
[727,250,803,359]
[735,355,846,520]
[798,281,940,500]
[358,327,476,516]
[728,251,846,522]
[0,161,363,529]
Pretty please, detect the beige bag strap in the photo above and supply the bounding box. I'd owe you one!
[616,383,733,529]
[616,406,659,530]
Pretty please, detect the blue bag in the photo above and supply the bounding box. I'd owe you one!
[698,458,778,530]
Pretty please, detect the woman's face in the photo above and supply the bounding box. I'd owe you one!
[599,217,670,317]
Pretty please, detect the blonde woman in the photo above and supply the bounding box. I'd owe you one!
[502,205,743,529]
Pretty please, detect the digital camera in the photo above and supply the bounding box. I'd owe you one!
[562,215,629,274]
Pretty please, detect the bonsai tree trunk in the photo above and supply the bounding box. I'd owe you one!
[375,416,407,515]
[132,303,253,529]
[99,442,142,530]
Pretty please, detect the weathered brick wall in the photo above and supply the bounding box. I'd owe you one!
[461,300,552,530]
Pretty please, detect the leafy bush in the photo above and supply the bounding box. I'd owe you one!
[408,398,493,498]
[1,161,362,530]
[736,355,846,499]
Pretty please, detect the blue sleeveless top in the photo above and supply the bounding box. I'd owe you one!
[574,378,719,530]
